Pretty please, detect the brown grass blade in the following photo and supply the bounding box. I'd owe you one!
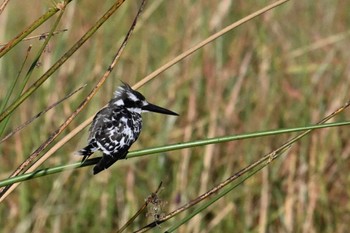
[0,0,145,202]
[0,84,86,144]
[135,100,350,232]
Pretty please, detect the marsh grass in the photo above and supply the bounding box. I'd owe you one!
[1,0,350,232]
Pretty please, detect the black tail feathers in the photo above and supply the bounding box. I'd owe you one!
[93,149,128,175]
[76,144,96,162]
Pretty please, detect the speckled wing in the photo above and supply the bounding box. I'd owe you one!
[88,107,111,142]
[75,107,112,160]
[91,107,142,174]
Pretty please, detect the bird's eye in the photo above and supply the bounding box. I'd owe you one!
[135,100,143,107]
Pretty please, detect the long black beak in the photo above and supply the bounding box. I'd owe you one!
[142,102,178,116]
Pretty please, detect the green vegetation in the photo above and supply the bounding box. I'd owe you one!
[0,0,349,232]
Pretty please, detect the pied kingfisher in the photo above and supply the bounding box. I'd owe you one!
[76,82,178,175]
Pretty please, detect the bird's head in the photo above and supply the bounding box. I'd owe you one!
[110,82,178,116]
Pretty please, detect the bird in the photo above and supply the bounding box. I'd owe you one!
[76,82,178,175]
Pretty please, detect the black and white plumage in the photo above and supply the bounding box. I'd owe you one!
[76,82,178,175]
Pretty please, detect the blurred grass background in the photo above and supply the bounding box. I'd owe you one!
[1,0,350,232]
